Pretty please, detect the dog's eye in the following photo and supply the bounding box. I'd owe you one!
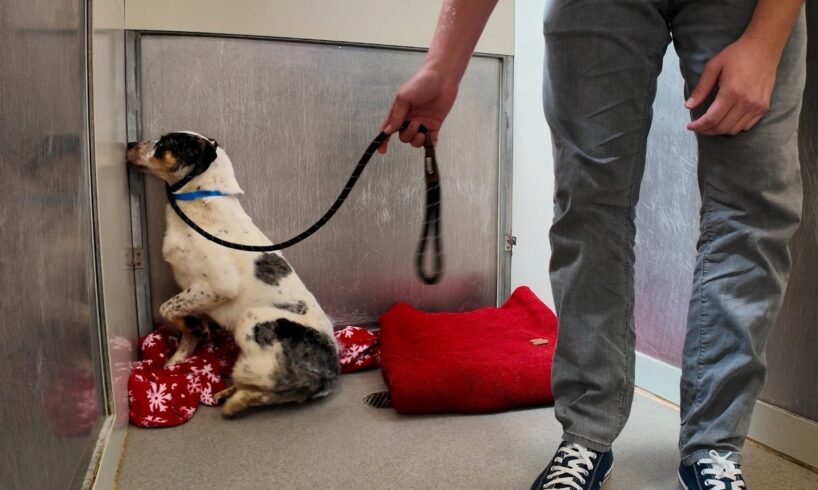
[154,138,172,158]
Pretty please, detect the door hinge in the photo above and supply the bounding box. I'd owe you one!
[504,235,517,252]
[126,247,145,269]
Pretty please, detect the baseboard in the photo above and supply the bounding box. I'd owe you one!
[747,400,818,470]
[90,417,128,490]
[634,351,682,405]
[634,351,818,470]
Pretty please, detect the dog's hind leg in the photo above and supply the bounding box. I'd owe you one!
[222,387,311,418]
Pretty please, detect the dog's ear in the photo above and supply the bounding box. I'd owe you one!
[176,135,217,168]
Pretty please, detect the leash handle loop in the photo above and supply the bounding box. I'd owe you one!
[415,135,444,284]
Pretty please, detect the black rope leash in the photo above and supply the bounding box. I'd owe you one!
[165,122,444,285]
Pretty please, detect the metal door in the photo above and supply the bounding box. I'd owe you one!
[0,0,106,488]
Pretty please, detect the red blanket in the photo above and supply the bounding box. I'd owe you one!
[335,326,380,373]
[379,286,557,414]
[129,326,238,427]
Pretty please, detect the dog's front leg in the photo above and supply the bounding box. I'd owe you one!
[160,282,234,366]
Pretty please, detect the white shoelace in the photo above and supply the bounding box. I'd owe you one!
[698,450,745,490]
[543,443,598,490]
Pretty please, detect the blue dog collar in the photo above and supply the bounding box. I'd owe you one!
[172,189,231,201]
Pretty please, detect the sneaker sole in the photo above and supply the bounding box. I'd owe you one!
[677,472,689,490]
[600,463,614,488]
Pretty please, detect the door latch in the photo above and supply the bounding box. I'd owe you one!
[504,235,517,252]
[126,247,145,269]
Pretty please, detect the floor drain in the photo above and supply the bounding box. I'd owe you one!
[363,391,392,409]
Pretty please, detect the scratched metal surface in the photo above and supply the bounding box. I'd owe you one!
[0,0,104,488]
[635,8,818,422]
[762,4,818,422]
[634,46,700,367]
[138,35,502,328]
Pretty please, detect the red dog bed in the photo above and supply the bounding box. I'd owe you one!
[379,286,557,414]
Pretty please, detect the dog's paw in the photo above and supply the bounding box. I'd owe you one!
[158,300,177,323]
[221,396,245,418]
[213,385,236,404]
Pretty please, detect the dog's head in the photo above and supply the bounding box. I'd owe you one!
[127,131,219,184]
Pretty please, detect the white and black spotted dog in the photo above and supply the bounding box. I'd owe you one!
[127,131,339,417]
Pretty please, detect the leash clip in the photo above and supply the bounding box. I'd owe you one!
[423,139,440,184]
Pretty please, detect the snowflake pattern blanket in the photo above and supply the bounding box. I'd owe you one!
[129,324,380,427]
[129,326,238,427]
[334,326,380,374]
[379,286,558,414]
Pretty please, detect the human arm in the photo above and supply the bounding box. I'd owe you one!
[378,0,499,153]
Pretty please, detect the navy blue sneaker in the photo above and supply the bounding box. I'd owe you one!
[530,441,614,490]
[679,450,746,490]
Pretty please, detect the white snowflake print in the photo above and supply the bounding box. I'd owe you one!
[218,359,228,368]
[206,345,216,354]
[146,382,172,412]
[128,390,136,404]
[186,374,202,394]
[143,415,167,425]
[339,327,357,339]
[199,384,215,405]
[340,343,369,364]
[180,406,196,418]
[355,354,372,367]
[134,374,145,382]
[142,333,161,349]
[191,364,219,383]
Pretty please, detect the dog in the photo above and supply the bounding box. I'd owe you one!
[127,131,339,416]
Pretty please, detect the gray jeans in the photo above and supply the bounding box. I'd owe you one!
[543,0,806,465]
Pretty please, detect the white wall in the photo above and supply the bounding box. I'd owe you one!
[125,0,514,55]
[511,0,554,307]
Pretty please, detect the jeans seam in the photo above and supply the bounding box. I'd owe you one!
[616,50,666,438]
[686,181,713,439]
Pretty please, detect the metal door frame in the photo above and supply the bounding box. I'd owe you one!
[125,31,513,335]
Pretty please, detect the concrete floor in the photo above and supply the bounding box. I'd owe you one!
[116,371,818,489]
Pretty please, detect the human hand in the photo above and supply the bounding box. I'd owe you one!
[686,36,780,136]
[378,65,459,154]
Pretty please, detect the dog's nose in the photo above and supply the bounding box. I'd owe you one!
[127,141,137,151]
